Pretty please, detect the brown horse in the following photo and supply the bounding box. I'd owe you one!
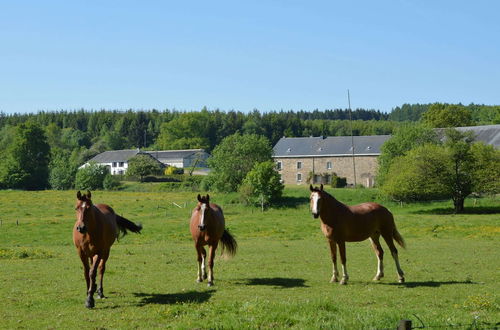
[73,191,142,308]
[309,184,405,284]
[190,194,237,286]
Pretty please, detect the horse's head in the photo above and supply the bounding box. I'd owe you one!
[75,190,93,234]
[309,184,324,219]
[196,194,210,231]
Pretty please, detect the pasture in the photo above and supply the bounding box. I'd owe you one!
[0,187,498,329]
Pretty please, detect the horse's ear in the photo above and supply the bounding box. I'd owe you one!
[86,190,92,199]
[320,184,324,191]
[77,191,82,200]
[309,184,314,192]
[206,194,210,203]
[197,194,202,202]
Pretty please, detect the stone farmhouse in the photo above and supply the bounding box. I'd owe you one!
[272,124,500,187]
[82,148,210,175]
[273,135,390,187]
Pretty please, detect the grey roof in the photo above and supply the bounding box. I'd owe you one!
[89,149,140,163]
[273,135,391,157]
[144,149,206,160]
[452,124,500,148]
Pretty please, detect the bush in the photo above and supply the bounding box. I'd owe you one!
[75,163,108,190]
[240,161,284,207]
[103,174,121,190]
[331,173,347,188]
[164,166,184,175]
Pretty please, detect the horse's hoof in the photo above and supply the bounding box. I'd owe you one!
[97,294,106,299]
[330,278,339,283]
[85,297,95,308]
[340,279,348,285]
[207,282,214,287]
[398,277,405,283]
[196,278,203,283]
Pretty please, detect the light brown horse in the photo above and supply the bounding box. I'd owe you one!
[190,194,237,286]
[309,184,405,284]
[73,191,142,308]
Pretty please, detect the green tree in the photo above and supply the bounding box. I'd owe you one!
[381,129,498,213]
[381,144,454,202]
[377,124,438,185]
[155,112,210,150]
[49,148,78,190]
[421,103,473,128]
[240,161,284,208]
[0,122,50,190]
[471,143,500,195]
[207,134,273,192]
[126,154,162,182]
[74,162,109,190]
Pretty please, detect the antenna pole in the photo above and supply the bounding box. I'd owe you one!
[348,90,357,186]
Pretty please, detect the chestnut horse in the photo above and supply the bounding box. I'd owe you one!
[309,184,405,284]
[73,191,142,308]
[190,194,237,286]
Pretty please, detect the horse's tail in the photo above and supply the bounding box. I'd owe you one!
[393,227,406,249]
[116,215,142,238]
[220,228,237,258]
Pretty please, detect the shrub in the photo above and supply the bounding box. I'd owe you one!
[331,173,347,188]
[75,162,108,190]
[103,174,121,190]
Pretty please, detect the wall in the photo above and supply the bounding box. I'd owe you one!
[275,155,379,187]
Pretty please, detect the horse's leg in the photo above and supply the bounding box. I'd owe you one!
[78,252,90,292]
[381,232,405,283]
[201,247,207,280]
[86,254,102,308]
[97,251,109,299]
[327,239,339,282]
[207,242,218,287]
[338,241,349,285]
[195,244,205,282]
[369,235,384,281]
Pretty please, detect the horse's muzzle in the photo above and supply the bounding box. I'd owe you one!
[312,213,319,219]
[76,225,87,234]
[198,225,206,231]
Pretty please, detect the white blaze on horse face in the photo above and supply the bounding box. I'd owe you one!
[199,203,206,228]
[311,192,320,215]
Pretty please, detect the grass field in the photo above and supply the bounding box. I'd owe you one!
[0,187,498,329]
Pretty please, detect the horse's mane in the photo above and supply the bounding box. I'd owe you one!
[312,187,348,210]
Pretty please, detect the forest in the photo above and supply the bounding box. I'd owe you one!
[0,103,498,191]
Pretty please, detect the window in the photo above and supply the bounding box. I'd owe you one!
[276,161,282,170]
[326,161,332,170]
[112,162,117,167]
[119,162,124,167]
[297,173,302,182]
[297,161,302,169]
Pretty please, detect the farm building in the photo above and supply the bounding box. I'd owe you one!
[272,135,390,187]
[82,148,209,175]
[272,124,500,187]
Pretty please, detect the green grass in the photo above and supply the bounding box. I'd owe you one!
[0,188,498,329]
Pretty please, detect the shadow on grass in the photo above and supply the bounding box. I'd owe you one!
[380,280,478,288]
[133,290,215,306]
[238,277,309,288]
[411,206,500,215]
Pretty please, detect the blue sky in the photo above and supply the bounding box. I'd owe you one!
[0,0,499,114]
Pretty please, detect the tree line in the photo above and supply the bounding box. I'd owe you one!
[0,104,498,206]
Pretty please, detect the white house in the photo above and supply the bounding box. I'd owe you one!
[81,148,210,175]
